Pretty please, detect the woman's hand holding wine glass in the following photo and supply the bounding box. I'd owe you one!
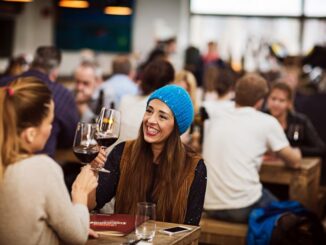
[71,165,98,205]
[94,108,121,172]
[73,122,110,173]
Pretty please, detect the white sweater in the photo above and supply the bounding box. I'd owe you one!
[0,155,89,245]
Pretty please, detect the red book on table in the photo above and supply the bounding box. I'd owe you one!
[90,214,144,237]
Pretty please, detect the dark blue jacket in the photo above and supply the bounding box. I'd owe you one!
[247,201,306,245]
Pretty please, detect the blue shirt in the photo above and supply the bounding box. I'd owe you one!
[101,74,138,109]
[0,69,79,158]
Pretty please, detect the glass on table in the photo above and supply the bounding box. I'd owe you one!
[135,202,156,242]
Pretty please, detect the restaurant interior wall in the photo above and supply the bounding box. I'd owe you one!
[0,0,189,76]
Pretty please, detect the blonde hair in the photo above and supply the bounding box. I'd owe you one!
[0,77,52,180]
[174,70,198,113]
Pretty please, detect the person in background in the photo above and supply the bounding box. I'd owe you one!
[0,77,98,245]
[201,68,236,149]
[74,60,108,123]
[202,65,219,101]
[0,55,30,79]
[295,75,326,185]
[204,73,301,223]
[91,85,207,226]
[201,67,236,120]
[174,70,198,144]
[136,49,167,83]
[174,70,198,114]
[0,46,79,158]
[184,46,203,87]
[119,59,174,142]
[101,55,138,109]
[267,81,326,157]
[202,41,220,65]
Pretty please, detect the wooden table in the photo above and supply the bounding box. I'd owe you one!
[86,221,200,245]
[260,157,321,211]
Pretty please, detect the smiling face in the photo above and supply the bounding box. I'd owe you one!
[142,99,175,150]
[267,88,291,118]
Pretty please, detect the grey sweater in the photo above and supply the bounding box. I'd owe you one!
[0,155,89,245]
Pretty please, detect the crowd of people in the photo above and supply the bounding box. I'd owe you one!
[1,39,326,244]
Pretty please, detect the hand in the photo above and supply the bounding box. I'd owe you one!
[91,147,107,169]
[71,165,98,205]
[88,228,99,239]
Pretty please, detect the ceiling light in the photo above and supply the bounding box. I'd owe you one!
[3,0,33,2]
[58,0,89,9]
[104,6,132,15]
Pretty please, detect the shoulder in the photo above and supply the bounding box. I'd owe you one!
[0,75,15,86]
[195,159,207,176]
[255,110,280,125]
[289,111,309,122]
[12,155,62,179]
[25,155,61,170]
[111,141,127,156]
[48,81,74,99]
[186,147,206,175]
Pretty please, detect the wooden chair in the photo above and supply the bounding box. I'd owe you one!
[199,217,247,245]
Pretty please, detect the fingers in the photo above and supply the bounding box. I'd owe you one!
[73,165,98,194]
[91,148,107,169]
[88,228,99,239]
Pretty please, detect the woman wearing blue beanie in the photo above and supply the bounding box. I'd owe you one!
[90,85,207,225]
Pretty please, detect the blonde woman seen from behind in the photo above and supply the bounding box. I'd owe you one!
[174,70,198,114]
[0,77,98,245]
[174,70,198,144]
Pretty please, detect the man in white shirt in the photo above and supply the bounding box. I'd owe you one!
[204,73,301,223]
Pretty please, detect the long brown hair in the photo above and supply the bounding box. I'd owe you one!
[115,123,199,223]
[0,77,52,180]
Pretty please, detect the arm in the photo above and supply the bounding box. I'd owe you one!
[299,116,326,156]
[88,148,107,210]
[184,160,207,225]
[275,146,302,169]
[44,161,96,245]
[268,116,302,169]
[56,88,80,149]
[91,142,125,211]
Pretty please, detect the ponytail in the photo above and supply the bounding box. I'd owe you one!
[0,77,52,180]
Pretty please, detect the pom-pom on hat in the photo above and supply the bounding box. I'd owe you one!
[147,85,194,135]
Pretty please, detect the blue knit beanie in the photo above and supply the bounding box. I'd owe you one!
[147,85,194,135]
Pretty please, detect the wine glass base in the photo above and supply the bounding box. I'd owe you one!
[92,167,110,173]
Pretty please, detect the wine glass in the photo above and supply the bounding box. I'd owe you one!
[96,108,121,170]
[287,123,303,147]
[73,122,103,172]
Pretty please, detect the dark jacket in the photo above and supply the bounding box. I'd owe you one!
[284,111,326,157]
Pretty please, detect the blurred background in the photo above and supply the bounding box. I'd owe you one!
[0,0,325,76]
